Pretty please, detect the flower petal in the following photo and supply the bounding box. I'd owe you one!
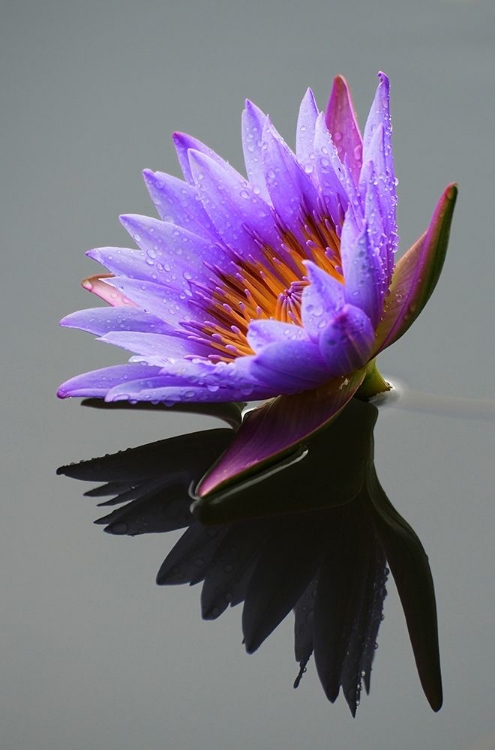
[57,363,163,399]
[296,88,319,167]
[246,319,309,351]
[196,368,367,496]
[172,131,227,185]
[60,307,173,336]
[318,304,375,376]
[104,276,203,327]
[362,72,397,256]
[301,261,344,340]
[81,275,136,307]
[262,120,320,243]
[142,169,213,237]
[117,214,227,286]
[250,339,329,392]
[374,184,458,353]
[242,100,270,202]
[189,150,280,256]
[325,75,363,185]
[340,210,384,327]
[98,331,210,362]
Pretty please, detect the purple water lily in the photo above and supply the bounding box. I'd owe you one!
[58,73,456,413]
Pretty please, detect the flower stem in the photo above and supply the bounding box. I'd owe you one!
[356,360,392,400]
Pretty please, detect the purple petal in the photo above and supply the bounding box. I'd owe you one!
[246,319,309,351]
[296,88,319,166]
[57,363,163,399]
[262,120,320,243]
[104,277,204,326]
[301,261,344,340]
[318,304,375,376]
[359,160,390,286]
[250,339,329,392]
[116,215,227,287]
[325,75,363,185]
[98,331,210,362]
[242,100,270,202]
[172,132,227,185]
[142,169,213,236]
[196,368,367,496]
[340,210,384,327]
[189,150,280,257]
[60,307,173,336]
[105,357,271,403]
[362,73,397,257]
[312,113,349,226]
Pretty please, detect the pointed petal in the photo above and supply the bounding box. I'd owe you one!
[296,88,319,165]
[104,276,203,327]
[325,75,363,184]
[362,72,397,254]
[319,304,375,376]
[117,214,227,286]
[262,120,320,243]
[60,307,172,336]
[242,100,270,202]
[172,131,227,184]
[374,184,458,353]
[142,169,213,236]
[189,150,280,256]
[196,368,366,496]
[57,363,163,399]
[81,275,136,307]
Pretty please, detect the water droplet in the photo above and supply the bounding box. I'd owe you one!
[333,131,342,142]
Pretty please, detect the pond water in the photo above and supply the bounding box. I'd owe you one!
[3,1,495,748]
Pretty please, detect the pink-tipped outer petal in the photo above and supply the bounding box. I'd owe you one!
[374,184,458,354]
[196,367,366,497]
[325,75,363,185]
[81,275,136,307]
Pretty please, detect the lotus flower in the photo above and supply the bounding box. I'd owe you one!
[58,72,456,420]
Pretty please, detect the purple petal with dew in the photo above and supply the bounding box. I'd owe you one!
[172,131,227,185]
[362,73,397,255]
[60,307,173,336]
[81,275,136,307]
[104,357,272,403]
[142,170,214,237]
[242,100,270,202]
[98,331,211,362]
[196,367,366,496]
[340,210,384,328]
[313,113,352,226]
[360,160,389,287]
[301,261,344,340]
[189,149,280,256]
[57,363,163,399]
[318,303,375,376]
[117,214,227,287]
[262,120,320,244]
[325,75,363,185]
[246,319,310,351]
[250,339,330,392]
[296,88,319,170]
[374,184,458,354]
[104,276,204,327]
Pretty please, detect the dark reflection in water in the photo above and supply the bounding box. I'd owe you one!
[58,398,441,716]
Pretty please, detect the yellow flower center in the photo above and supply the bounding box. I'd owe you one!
[199,213,343,361]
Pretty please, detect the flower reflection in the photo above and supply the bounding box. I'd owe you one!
[58,398,442,715]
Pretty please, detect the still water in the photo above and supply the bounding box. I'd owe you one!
[3,0,495,748]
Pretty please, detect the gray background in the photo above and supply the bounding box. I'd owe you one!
[2,0,495,748]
